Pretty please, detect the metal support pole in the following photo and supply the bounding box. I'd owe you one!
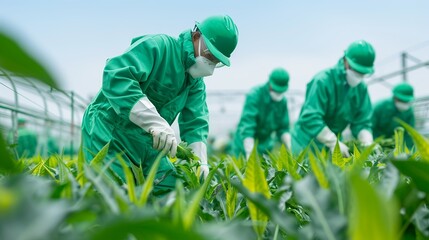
[401,52,407,82]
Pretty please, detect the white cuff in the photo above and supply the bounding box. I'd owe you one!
[281,132,291,149]
[316,126,337,149]
[358,129,373,145]
[243,137,255,155]
[129,97,171,134]
[189,142,207,164]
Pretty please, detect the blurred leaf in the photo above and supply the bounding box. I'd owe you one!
[332,139,346,169]
[0,133,17,174]
[243,145,270,237]
[394,127,405,157]
[226,181,238,219]
[117,155,136,204]
[177,142,199,161]
[413,205,429,238]
[294,175,347,240]
[90,218,205,240]
[137,153,163,207]
[183,164,219,229]
[280,145,301,180]
[89,142,110,167]
[84,164,128,214]
[348,173,399,240]
[228,176,299,237]
[397,119,429,161]
[0,32,57,88]
[309,151,329,188]
[392,160,429,195]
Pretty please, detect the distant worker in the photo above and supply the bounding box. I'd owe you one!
[372,82,415,148]
[292,40,376,157]
[231,68,291,159]
[8,118,38,158]
[81,15,239,194]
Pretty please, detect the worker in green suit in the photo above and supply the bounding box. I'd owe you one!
[231,68,291,159]
[292,40,376,157]
[81,15,239,194]
[372,82,415,148]
[8,118,38,158]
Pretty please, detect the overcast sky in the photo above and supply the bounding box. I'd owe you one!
[1,0,429,136]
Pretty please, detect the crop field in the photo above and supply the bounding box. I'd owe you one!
[1,123,429,240]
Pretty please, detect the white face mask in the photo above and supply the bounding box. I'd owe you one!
[395,101,412,112]
[346,69,365,88]
[187,38,216,79]
[269,90,284,102]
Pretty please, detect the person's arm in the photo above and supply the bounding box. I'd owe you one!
[350,87,373,145]
[102,37,158,119]
[299,76,330,139]
[277,101,291,149]
[179,79,209,177]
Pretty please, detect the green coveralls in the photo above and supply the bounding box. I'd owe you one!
[81,30,209,194]
[232,83,290,157]
[372,98,415,148]
[291,59,372,155]
[8,127,38,158]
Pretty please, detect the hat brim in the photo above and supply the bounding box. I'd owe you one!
[271,83,288,93]
[201,34,230,67]
[396,94,414,103]
[346,56,374,74]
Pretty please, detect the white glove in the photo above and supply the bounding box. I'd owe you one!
[281,132,291,150]
[189,142,209,179]
[129,97,177,157]
[358,129,373,147]
[316,126,350,157]
[243,137,255,160]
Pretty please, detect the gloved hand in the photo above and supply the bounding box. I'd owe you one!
[281,132,291,150]
[357,129,373,147]
[316,126,350,157]
[189,142,209,179]
[358,129,382,154]
[243,137,255,160]
[129,97,177,157]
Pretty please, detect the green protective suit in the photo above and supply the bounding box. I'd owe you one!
[8,127,38,158]
[291,59,372,155]
[81,30,209,194]
[232,83,290,157]
[372,98,415,148]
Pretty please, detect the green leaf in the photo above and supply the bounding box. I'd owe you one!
[90,218,205,240]
[228,176,299,237]
[309,151,329,188]
[0,133,17,174]
[243,145,271,237]
[137,152,163,207]
[0,32,57,88]
[294,176,347,240]
[117,155,137,203]
[279,144,301,180]
[89,142,110,167]
[176,142,199,161]
[183,164,219,229]
[332,139,345,169]
[226,182,238,219]
[397,118,429,161]
[348,173,399,240]
[391,160,429,195]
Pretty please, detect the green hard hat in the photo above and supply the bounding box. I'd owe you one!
[269,68,289,93]
[18,118,27,124]
[196,15,239,67]
[393,82,414,102]
[345,40,376,74]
